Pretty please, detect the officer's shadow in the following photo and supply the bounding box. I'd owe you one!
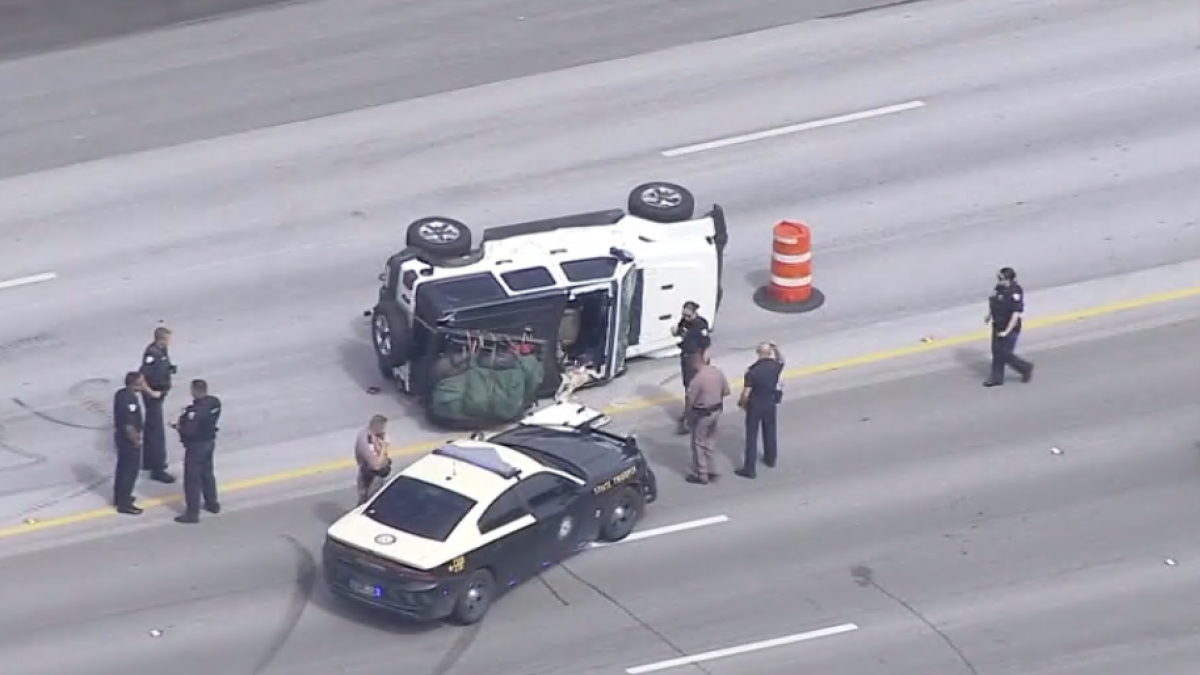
[952,347,992,381]
[69,462,111,502]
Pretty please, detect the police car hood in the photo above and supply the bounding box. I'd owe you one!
[326,510,451,571]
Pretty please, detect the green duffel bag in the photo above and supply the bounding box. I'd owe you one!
[429,370,469,421]
[516,354,545,401]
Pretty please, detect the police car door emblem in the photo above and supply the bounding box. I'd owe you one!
[558,516,573,540]
[374,533,397,545]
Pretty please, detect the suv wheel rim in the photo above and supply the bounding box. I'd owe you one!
[373,315,391,355]
[641,185,682,209]
[418,220,461,243]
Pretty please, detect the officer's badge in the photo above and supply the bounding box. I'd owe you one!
[1012,293,1021,301]
[128,403,137,412]
[145,355,155,364]
[187,411,195,419]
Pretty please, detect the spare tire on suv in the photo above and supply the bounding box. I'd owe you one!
[628,182,695,223]
[406,217,473,258]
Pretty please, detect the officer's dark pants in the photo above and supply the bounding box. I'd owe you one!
[182,440,219,516]
[142,394,168,472]
[990,329,1032,383]
[113,435,142,507]
[743,403,778,476]
[680,353,697,390]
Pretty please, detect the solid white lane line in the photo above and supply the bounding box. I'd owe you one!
[661,100,927,157]
[590,514,729,549]
[625,623,860,674]
[0,272,57,291]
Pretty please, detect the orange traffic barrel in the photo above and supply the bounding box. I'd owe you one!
[769,221,813,303]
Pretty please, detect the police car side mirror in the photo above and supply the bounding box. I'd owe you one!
[378,272,386,283]
[469,431,486,441]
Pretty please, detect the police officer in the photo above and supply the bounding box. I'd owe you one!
[736,342,784,479]
[171,378,222,524]
[112,371,149,515]
[984,267,1035,387]
[684,347,730,485]
[139,326,177,483]
[672,301,711,434]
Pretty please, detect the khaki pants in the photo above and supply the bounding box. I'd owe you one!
[689,410,721,479]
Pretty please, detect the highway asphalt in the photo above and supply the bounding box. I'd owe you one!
[3,311,1200,675]
[2,0,1200,672]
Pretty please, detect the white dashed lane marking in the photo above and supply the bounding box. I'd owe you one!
[660,100,927,157]
[0,272,57,291]
[589,514,730,549]
[625,623,861,674]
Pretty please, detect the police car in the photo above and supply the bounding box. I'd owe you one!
[368,182,728,418]
[322,402,659,625]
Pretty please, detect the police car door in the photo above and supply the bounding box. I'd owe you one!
[605,260,638,378]
[518,472,591,569]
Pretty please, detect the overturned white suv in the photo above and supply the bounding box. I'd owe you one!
[367,182,728,428]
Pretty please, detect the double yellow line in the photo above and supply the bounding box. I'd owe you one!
[3,282,1199,541]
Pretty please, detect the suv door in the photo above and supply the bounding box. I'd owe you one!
[517,472,592,568]
[605,260,638,379]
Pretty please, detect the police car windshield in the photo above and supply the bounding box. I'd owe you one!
[364,476,477,542]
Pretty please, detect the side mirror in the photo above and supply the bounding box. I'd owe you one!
[378,272,386,283]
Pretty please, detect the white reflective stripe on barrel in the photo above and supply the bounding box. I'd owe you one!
[770,275,812,288]
[774,234,800,245]
[771,251,812,265]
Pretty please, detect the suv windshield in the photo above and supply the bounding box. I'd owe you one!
[364,476,477,542]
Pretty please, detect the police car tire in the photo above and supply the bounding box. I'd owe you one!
[628,182,695,224]
[372,303,410,372]
[449,569,496,625]
[599,485,644,542]
[406,217,473,258]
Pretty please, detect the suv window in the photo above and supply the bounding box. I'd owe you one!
[478,487,530,534]
[518,472,578,512]
[561,257,618,282]
[501,266,555,292]
[365,476,477,542]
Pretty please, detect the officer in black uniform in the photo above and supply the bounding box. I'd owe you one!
[672,301,711,434]
[171,378,222,524]
[736,342,784,479]
[139,326,177,483]
[112,371,148,515]
[984,267,1035,387]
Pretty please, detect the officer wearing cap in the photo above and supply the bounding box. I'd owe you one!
[672,301,711,433]
[736,342,784,479]
[139,326,177,484]
[984,267,1035,387]
[171,378,222,524]
[112,371,148,515]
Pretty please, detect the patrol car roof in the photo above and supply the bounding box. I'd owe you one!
[488,425,628,482]
[403,440,547,505]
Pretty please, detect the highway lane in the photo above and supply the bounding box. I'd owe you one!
[2,307,1199,675]
[2,0,1199,526]
[0,0,901,175]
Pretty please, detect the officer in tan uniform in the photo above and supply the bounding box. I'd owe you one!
[684,347,730,485]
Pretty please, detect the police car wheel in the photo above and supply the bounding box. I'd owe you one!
[599,486,644,542]
[628,182,695,224]
[406,217,473,258]
[449,569,495,625]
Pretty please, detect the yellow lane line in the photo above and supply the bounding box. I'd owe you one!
[3,282,1199,540]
